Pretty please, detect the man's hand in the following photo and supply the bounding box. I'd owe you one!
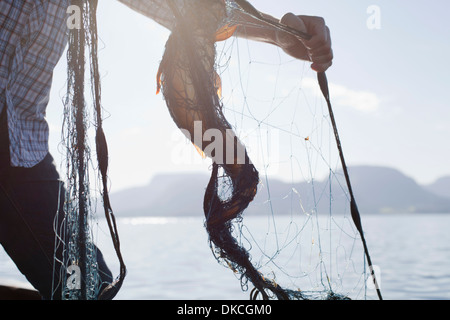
[276,13,333,72]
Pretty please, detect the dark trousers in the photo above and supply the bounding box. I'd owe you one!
[0,109,112,300]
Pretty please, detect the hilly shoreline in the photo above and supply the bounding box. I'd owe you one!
[108,166,450,217]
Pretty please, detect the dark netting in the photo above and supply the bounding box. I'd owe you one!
[60,0,126,300]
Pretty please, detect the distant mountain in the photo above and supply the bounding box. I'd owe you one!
[109,173,209,217]
[426,176,450,199]
[108,166,450,217]
[347,167,450,214]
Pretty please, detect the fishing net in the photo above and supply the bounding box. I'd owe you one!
[54,0,381,300]
[54,0,126,300]
[158,0,381,300]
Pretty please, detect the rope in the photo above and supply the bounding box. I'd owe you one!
[64,0,126,300]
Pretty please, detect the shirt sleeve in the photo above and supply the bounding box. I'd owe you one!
[117,0,228,31]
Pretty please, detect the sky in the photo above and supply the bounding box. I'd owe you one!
[46,0,450,193]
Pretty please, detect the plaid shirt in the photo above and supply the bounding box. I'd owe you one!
[0,0,227,168]
[0,0,69,168]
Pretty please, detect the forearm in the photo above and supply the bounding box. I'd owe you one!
[232,7,332,71]
[233,10,280,46]
[118,0,279,45]
[232,10,311,62]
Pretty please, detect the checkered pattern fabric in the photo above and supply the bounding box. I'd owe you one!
[0,0,227,168]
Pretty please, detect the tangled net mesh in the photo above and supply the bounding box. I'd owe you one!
[157,1,360,300]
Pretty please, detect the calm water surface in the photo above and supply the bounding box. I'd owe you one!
[1,214,449,300]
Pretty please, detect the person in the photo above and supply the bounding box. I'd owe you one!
[0,0,333,300]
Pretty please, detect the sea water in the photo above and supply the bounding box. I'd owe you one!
[1,214,449,300]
